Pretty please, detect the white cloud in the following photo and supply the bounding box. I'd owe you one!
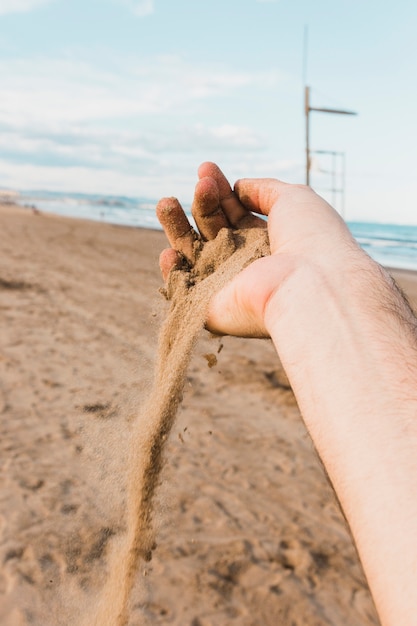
[0,54,288,198]
[192,124,265,151]
[0,159,148,196]
[118,0,154,17]
[0,121,265,179]
[0,0,53,15]
[0,56,283,127]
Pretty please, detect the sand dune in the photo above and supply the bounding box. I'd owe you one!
[2,203,411,624]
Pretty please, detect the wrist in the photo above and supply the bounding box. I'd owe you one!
[263,245,387,380]
[264,244,417,415]
[263,244,373,337]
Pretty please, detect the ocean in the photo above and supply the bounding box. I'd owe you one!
[18,190,417,272]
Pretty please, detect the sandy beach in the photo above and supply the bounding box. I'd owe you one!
[3,202,415,625]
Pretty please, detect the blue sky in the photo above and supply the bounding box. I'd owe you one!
[0,0,416,223]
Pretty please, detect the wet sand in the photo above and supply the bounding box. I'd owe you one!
[2,203,412,625]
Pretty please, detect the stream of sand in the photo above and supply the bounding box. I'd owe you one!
[87,226,269,625]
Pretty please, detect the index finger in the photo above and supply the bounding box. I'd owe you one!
[156,197,197,262]
[198,162,265,229]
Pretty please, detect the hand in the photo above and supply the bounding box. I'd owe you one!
[156,162,359,338]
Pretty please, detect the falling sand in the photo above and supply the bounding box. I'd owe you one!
[87,225,270,625]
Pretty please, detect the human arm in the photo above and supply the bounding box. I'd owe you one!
[157,162,417,626]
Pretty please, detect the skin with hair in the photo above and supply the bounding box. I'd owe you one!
[157,162,417,626]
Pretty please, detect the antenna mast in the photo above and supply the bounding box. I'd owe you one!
[303,27,357,187]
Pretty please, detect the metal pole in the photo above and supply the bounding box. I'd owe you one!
[342,153,346,219]
[303,25,308,87]
[303,83,357,190]
[303,25,309,186]
[305,85,310,186]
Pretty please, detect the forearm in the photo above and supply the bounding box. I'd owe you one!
[266,249,417,626]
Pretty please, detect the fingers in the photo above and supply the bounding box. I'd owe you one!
[156,169,283,276]
[234,178,288,216]
[198,162,265,229]
[159,248,182,282]
[198,162,241,218]
[156,197,196,261]
[191,177,229,240]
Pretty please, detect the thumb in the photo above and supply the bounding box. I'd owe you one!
[234,178,288,216]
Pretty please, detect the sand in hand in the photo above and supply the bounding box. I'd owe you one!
[87,225,270,625]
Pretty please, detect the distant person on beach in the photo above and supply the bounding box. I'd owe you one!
[157,162,417,626]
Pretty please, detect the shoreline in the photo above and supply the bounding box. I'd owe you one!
[8,199,164,233]
[8,201,417,282]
